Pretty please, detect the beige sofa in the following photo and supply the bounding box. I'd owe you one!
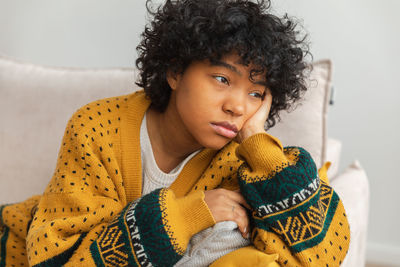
[0,55,369,266]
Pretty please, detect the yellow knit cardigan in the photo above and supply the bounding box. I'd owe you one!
[0,91,350,266]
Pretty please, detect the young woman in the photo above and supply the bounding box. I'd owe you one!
[0,0,350,266]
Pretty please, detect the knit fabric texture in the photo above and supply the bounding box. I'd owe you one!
[0,91,350,266]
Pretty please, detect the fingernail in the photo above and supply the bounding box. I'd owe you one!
[244,227,247,233]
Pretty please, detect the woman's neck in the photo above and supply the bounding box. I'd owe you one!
[146,102,202,173]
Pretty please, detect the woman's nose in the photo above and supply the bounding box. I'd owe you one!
[222,92,245,116]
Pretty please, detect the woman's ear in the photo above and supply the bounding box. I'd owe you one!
[166,69,180,91]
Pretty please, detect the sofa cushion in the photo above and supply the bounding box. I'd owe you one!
[268,60,332,168]
[326,137,342,179]
[0,55,332,203]
[0,55,136,203]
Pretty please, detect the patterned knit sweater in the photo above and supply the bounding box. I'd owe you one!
[0,91,350,267]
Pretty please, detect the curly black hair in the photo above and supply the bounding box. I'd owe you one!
[136,0,311,128]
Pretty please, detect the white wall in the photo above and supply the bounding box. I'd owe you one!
[1,0,399,264]
[0,0,149,67]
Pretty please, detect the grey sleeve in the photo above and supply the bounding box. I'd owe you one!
[174,221,251,267]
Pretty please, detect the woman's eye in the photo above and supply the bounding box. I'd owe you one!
[215,76,229,85]
[249,92,263,99]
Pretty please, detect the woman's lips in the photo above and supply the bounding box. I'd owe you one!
[210,122,238,139]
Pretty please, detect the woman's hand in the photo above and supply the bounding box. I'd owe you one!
[204,188,251,239]
[235,90,273,143]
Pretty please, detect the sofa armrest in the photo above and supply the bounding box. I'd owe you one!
[330,160,370,267]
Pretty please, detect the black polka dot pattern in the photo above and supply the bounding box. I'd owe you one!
[10,95,129,265]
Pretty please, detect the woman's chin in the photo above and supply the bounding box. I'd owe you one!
[200,136,233,150]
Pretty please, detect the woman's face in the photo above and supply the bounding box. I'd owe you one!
[167,53,268,150]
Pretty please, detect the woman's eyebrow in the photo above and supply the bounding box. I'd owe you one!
[254,80,268,87]
[209,59,267,86]
[209,60,242,76]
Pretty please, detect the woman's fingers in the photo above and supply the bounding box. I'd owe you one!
[232,189,252,210]
[218,197,249,238]
[261,89,273,118]
[229,203,250,239]
[204,188,251,238]
[234,89,273,143]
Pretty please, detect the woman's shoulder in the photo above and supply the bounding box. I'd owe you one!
[75,92,139,116]
[68,90,148,127]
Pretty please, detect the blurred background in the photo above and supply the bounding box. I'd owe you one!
[0,0,399,266]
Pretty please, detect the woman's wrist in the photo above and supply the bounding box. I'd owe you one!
[235,133,286,174]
